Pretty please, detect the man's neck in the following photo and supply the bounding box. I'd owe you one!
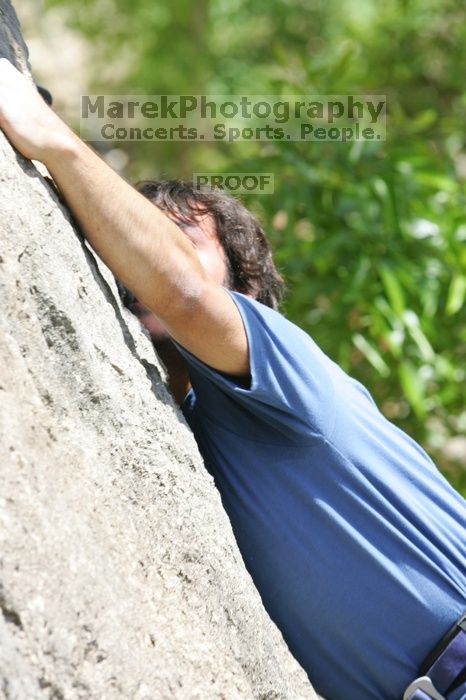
[152,337,191,405]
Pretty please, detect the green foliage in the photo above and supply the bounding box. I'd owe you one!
[45,0,466,490]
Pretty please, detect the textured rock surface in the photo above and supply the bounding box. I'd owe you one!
[0,3,318,699]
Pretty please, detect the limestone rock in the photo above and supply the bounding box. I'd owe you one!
[0,2,318,699]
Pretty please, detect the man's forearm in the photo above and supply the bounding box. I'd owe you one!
[43,131,207,320]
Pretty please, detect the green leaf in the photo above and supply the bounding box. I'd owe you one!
[415,173,459,193]
[398,361,426,418]
[379,266,406,317]
[353,334,390,377]
[446,274,466,315]
[402,310,435,362]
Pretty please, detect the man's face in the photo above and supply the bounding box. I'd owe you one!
[128,210,229,343]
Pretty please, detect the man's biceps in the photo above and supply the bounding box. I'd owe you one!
[198,291,249,373]
[172,288,250,375]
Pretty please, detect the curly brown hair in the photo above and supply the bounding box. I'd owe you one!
[134,179,285,310]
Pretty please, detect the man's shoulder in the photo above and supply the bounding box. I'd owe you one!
[227,291,316,347]
[180,290,340,441]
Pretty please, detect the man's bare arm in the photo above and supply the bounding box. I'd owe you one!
[0,59,249,377]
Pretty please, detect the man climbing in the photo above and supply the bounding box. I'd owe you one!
[0,58,465,700]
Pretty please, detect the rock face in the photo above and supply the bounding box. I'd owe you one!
[0,3,318,699]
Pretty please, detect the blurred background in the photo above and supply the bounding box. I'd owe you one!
[17,0,466,493]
